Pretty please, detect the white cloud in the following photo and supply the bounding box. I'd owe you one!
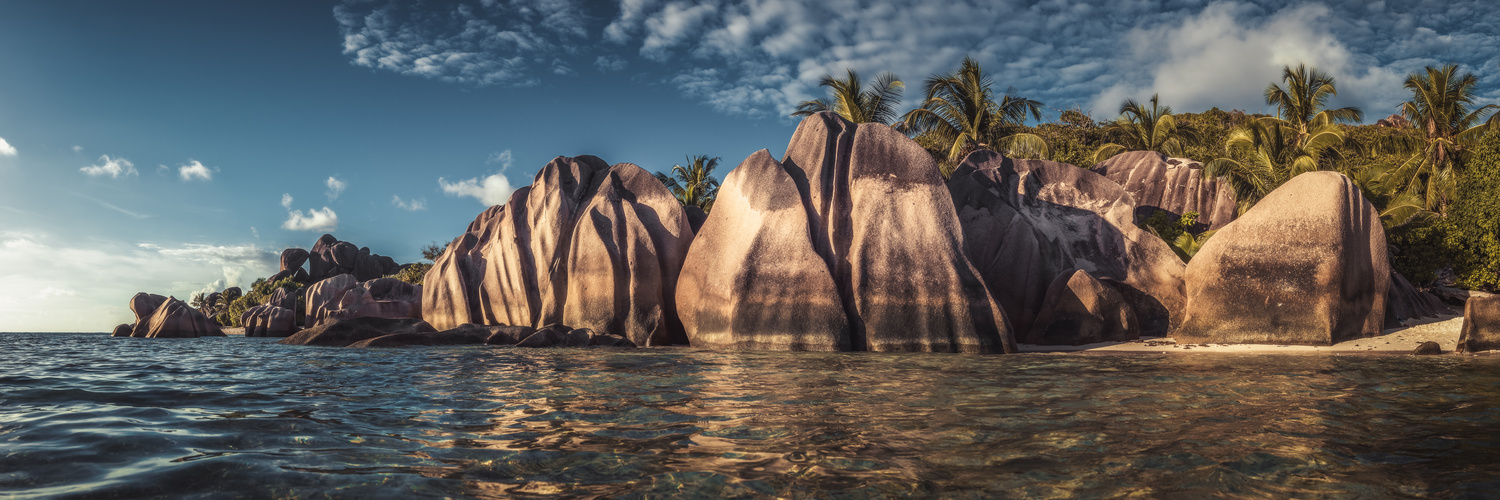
[439,173,515,206]
[486,149,513,169]
[282,207,339,232]
[178,160,214,181]
[326,176,347,200]
[72,145,82,153]
[281,193,293,209]
[0,137,17,157]
[80,155,137,178]
[392,195,427,211]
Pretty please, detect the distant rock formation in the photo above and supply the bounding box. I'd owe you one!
[305,234,401,283]
[1091,151,1238,231]
[422,156,693,347]
[128,293,168,337]
[138,296,226,338]
[305,275,421,327]
[1375,114,1412,128]
[1176,171,1388,345]
[1458,295,1500,353]
[242,305,296,337]
[111,324,133,337]
[676,113,1013,353]
[1024,270,1140,345]
[948,150,1186,337]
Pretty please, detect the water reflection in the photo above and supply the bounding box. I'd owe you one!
[1,334,1499,498]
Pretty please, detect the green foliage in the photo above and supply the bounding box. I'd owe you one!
[792,70,905,125]
[1093,94,1199,164]
[388,263,432,286]
[420,242,445,262]
[1445,130,1500,291]
[1387,221,1453,286]
[218,276,305,327]
[654,155,722,212]
[1141,211,1208,262]
[900,57,1046,168]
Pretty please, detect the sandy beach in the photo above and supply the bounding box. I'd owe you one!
[1019,314,1481,354]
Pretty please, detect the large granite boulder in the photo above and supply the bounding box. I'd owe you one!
[676,113,1013,353]
[305,274,359,326]
[1175,171,1389,345]
[280,248,309,272]
[1385,271,1449,329]
[242,304,297,337]
[268,268,310,286]
[948,150,1186,336]
[306,234,401,283]
[423,156,694,347]
[111,324,133,337]
[128,292,168,337]
[139,296,226,338]
[307,275,421,326]
[278,316,437,347]
[267,287,297,312]
[1024,270,1139,345]
[1458,295,1500,353]
[1091,151,1239,231]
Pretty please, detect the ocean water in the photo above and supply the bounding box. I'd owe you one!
[2,333,1499,499]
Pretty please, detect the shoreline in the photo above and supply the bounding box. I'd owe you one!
[1019,314,1473,354]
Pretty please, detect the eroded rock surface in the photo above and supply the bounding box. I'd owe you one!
[1385,271,1449,329]
[1025,270,1139,345]
[242,305,297,337]
[677,113,1012,353]
[948,150,1186,337]
[140,297,226,338]
[307,234,402,283]
[1458,295,1500,353]
[128,293,168,337]
[278,316,437,347]
[1091,151,1238,231]
[1176,172,1388,345]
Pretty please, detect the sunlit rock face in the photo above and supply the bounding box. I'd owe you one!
[241,305,296,337]
[677,113,1013,353]
[1176,171,1389,345]
[140,296,226,338]
[306,234,401,283]
[422,156,694,347]
[1091,151,1238,231]
[306,275,422,326]
[1025,270,1140,345]
[1458,296,1500,353]
[948,150,1187,337]
[128,292,168,337]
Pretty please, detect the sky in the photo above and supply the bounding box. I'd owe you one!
[1,0,1497,332]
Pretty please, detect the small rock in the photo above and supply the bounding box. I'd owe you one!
[1412,341,1442,355]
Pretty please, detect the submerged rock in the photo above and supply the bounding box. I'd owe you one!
[678,113,1012,353]
[278,316,437,347]
[1025,270,1139,345]
[1176,172,1388,345]
[948,150,1186,337]
[1458,295,1500,353]
[1090,151,1238,231]
[423,156,692,347]
[1411,341,1442,355]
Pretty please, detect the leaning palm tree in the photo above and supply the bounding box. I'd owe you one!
[1092,94,1199,163]
[654,155,721,212]
[792,69,904,125]
[899,57,1047,173]
[1204,116,1347,209]
[1264,63,1364,145]
[1377,64,1500,212]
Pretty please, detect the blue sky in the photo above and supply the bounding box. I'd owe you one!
[1,0,1496,332]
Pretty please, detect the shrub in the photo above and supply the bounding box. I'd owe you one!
[218,276,305,327]
[387,263,432,286]
[1445,130,1500,291]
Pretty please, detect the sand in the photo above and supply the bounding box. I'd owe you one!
[1019,314,1477,354]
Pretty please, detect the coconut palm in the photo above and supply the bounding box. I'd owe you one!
[899,57,1047,173]
[1092,94,1199,163]
[654,155,721,212]
[792,69,904,125]
[1264,64,1363,143]
[1376,64,1500,212]
[1204,116,1347,209]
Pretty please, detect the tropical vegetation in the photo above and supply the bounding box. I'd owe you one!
[792,69,904,125]
[898,57,1047,175]
[654,155,722,212]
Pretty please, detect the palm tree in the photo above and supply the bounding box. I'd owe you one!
[899,57,1047,173]
[1092,94,1198,163]
[1204,116,1347,209]
[792,69,904,125]
[1377,64,1500,212]
[654,155,721,212]
[1264,63,1363,144]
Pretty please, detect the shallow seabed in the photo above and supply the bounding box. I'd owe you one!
[2,333,1499,499]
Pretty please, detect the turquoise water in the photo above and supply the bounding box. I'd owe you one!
[2,332,1499,498]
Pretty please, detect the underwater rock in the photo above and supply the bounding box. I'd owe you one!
[1411,341,1442,355]
[1176,171,1388,345]
[1090,150,1238,231]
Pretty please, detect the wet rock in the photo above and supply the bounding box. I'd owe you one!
[348,327,492,348]
[280,248,309,272]
[1385,271,1449,329]
[1025,270,1139,345]
[128,292,168,337]
[678,113,1012,353]
[514,324,633,348]
[1091,151,1239,231]
[1411,341,1442,355]
[423,155,692,348]
[111,324,133,337]
[948,150,1186,336]
[1458,295,1500,353]
[1176,172,1388,345]
[241,305,296,337]
[278,316,437,347]
[141,297,226,338]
